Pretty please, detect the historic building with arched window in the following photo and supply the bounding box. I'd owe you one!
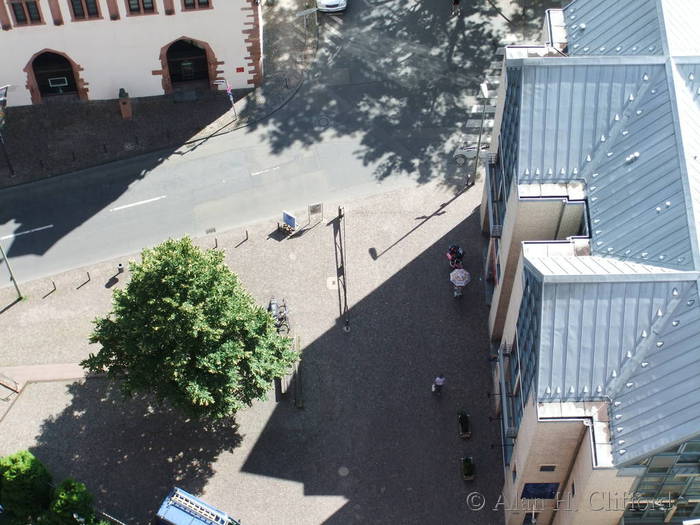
[0,0,261,106]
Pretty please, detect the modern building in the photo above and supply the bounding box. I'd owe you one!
[0,0,262,106]
[480,1,700,524]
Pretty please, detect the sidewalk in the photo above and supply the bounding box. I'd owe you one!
[0,178,484,370]
[0,0,318,188]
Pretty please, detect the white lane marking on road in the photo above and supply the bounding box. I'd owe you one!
[325,22,342,37]
[328,46,343,65]
[0,224,54,240]
[328,14,344,25]
[110,195,167,212]
[250,166,281,177]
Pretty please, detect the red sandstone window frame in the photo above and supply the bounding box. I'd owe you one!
[181,0,211,11]
[8,0,44,26]
[124,0,157,15]
[67,0,102,20]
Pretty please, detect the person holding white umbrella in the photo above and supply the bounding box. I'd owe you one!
[450,261,471,298]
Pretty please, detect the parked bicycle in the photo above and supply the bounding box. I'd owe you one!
[268,297,290,335]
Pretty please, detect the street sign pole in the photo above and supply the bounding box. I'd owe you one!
[225,79,238,120]
[213,79,238,120]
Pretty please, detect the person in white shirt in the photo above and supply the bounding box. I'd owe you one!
[432,374,446,394]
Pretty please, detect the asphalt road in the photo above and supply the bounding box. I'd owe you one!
[0,0,515,285]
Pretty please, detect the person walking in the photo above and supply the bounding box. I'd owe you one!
[451,0,461,17]
[432,374,446,394]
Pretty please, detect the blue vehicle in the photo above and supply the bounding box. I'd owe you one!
[154,488,240,525]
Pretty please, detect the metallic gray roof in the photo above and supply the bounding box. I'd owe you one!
[516,60,695,270]
[501,0,700,468]
[525,262,700,465]
[673,61,700,267]
[526,255,680,278]
[533,273,696,403]
[610,281,700,464]
[564,0,664,57]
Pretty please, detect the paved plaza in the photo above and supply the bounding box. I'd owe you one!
[0,180,503,524]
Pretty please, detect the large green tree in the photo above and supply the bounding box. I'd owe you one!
[81,237,296,419]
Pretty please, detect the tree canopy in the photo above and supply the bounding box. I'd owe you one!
[0,450,52,521]
[46,479,95,525]
[81,237,296,419]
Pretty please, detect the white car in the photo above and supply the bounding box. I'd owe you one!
[317,0,347,12]
[454,142,489,166]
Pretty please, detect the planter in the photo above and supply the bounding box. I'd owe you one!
[458,411,471,439]
[462,456,475,481]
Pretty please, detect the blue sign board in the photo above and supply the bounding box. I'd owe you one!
[282,211,297,230]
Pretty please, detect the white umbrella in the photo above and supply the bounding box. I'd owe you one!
[450,268,471,287]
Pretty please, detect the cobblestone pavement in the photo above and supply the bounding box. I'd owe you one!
[0,0,318,188]
[0,179,504,524]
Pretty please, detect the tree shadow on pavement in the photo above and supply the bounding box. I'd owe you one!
[30,378,242,523]
[244,0,509,192]
[242,211,504,524]
[508,0,564,41]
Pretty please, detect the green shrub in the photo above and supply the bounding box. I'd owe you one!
[46,479,95,525]
[0,451,52,520]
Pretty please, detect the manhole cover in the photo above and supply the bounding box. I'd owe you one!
[316,115,331,129]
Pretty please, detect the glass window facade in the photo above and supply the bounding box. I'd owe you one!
[511,267,541,430]
[498,266,542,468]
[488,66,521,231]
[622,440,700,524]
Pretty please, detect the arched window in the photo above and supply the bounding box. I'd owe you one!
[32,52,78,99]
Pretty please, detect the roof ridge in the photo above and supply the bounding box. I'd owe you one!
[576,74,653,184]
[606,283,687,396]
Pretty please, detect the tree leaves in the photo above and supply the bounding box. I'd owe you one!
[81,237,297,419]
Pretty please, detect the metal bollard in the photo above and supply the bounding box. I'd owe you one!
[77,272,91,290]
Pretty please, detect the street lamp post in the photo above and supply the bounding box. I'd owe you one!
[0,241,22,299]
[471,81,491,186]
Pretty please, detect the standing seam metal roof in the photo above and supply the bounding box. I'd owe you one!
[534,275,693,403]
[609,281,700,463]
[525,260,700,465]
[504,0,700,467]
[564,0,664,57]
[516,60,695,270]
